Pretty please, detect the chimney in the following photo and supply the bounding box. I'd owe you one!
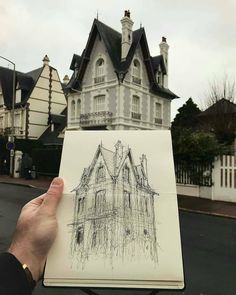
[43,55,50,66]
[121,10,134,60]
[63,74,70,85]
[159,37,169,88]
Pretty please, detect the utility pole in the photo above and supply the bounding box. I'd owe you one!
[0,56,16,177]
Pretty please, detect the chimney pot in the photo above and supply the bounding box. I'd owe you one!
[162,36,166,43]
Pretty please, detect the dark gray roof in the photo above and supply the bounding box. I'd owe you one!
[70,54,82,71]
[199,98,236,117]
[39,108,67,145]
[26,67,43,83]
[0,66,36,109]
[66,19,178,99]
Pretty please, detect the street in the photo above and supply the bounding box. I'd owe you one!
[0,184,235,295]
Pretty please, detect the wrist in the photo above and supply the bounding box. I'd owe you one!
[8,243,43,282]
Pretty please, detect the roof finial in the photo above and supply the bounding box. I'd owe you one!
[43,55,50,66]
[96,10,99,20]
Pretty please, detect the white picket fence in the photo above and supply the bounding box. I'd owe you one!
[176,155,236,202]
[213,155,236,202]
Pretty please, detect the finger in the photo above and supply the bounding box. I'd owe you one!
[42,177,64,215]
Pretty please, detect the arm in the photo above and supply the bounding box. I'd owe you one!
[0,177,63,294]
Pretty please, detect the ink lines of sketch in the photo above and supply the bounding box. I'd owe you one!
[68,140,159,270]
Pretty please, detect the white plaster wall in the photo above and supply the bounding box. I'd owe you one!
[83,36,117,87]
[176,184,200,197]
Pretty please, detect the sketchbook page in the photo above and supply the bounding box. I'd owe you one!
[44,130,184,288]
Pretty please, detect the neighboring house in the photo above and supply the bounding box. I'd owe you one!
[65,10,178,131]
[198,98,236,152]
[0,55,66,140]
[70,140,158,268]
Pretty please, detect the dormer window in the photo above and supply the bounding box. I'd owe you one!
[123,165,130,183]
[132,59,141,85]
[94,58,105,84]
[96,164,105,182]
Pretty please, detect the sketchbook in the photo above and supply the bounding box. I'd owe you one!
[44,130,184,289]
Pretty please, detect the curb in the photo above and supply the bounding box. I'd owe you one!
[0,181,46,190]
[179,207,236,220]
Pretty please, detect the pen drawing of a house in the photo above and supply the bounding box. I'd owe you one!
[70,140,158,268]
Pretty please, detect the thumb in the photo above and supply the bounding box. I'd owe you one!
[42,177,64,215]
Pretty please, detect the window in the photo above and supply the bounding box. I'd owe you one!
[132,59,141,84]
[94,58,105,83]
[76,227,84,245]
[123,165,130,183]
[124,191,131,209]
[96,164,105,182]
[131,95,141,120]
[94,95,105,112]
[145,197,149,214]
[77,198,85,213]
[155,102,162,124]
[77,99,81,118]
[95,190,106,214]
[71,100,76,118]
[156,71,162,85]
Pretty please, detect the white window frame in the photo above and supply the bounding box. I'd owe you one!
[94,95,105,112]
[132,59,141,85]
[94,58,105,84]
[71,100,76,119]
[154,101,163,124]
[131,95,141,120]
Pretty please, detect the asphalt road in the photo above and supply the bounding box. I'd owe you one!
[0,184,235,295]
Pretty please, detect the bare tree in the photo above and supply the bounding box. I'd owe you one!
[204,75,235,107]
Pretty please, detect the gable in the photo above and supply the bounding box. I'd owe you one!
[82,35,117,86]
[67,19,178,100]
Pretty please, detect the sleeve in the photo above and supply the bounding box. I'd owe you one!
[0,252,31,295]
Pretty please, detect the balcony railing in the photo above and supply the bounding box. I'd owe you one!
[154,117,162,124]
[131,112,141,120]
[80,111,113,127]
[94,76,105,84]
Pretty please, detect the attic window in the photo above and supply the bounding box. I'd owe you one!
[156,70,163,86]
[95,58,105,84]
[132,59,141,85]
[96,164,105,182]
[123,165,130,183]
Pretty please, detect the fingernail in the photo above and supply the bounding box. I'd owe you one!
[51,177,63,186]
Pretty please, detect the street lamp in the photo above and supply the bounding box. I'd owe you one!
[0,56,16,177]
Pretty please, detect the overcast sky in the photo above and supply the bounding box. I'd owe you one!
[1,0,236,119]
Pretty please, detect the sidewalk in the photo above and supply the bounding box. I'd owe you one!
[1,175,236,219]
[0,175,52,190]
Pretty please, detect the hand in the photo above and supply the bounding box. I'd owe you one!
[8,177,64,281]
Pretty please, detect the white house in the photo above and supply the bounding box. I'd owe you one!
[65,10,178,131]
[0,55,66,140]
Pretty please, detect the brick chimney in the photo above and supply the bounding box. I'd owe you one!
[121,10,134,60]
[159,37,169,88]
